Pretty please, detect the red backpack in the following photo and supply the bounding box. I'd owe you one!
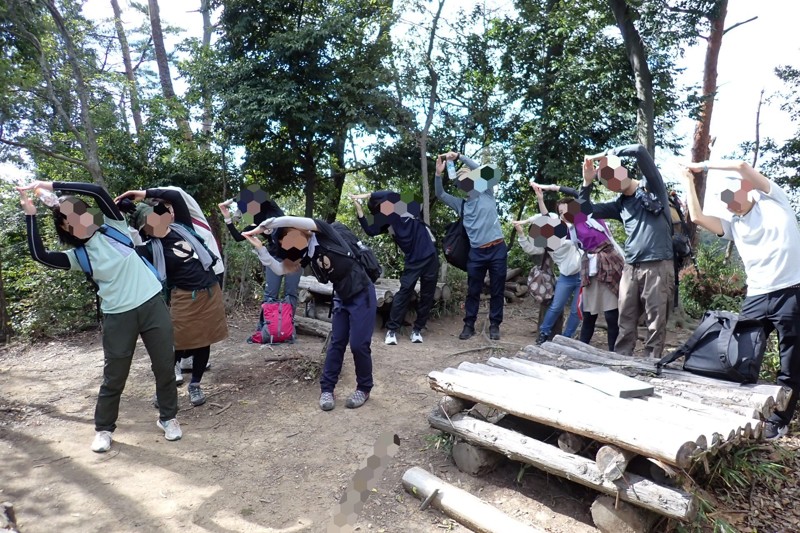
[248,301,295,344]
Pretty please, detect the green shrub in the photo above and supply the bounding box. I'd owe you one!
[678,242,746,319]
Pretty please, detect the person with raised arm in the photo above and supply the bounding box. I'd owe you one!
[351,191,438,345]
[579,144,674,358]
[435,151,507,340]
[15,180,181,453]
[242,215,376,411]
[531,182,623,350]
[682,160,800,440]
[116,187,228,408]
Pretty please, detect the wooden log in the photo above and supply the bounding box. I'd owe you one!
[297,288,312,303]
[596,445,637,481]
[401,467,544,533]
[299,275,333,295]
[550,335,790,410]
[428,413,697,521]
[557,432,588,455]
[313,303,332,322]
[438,283,452,302]
[506,267,523,281]
[515,347,767,420]
[431,368,702,468]
[452,440,502,476]
[503,290,517,302]
[566,366,654,398]
[293,316,331,338]
[436,395,474,418]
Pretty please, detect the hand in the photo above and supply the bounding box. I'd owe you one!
[114,190,146,203]
[243,234,263,249]
[444,151,459,161]
[17,189,36,215]
[16,180,47,192]
[511,221,524,236]
[585,151,606,161]
[681,168,696,183]
[218,201,232,218]
[530,181,558,192]
[582,158,596,182]
[435,156,445,176]
[532,184,543,198]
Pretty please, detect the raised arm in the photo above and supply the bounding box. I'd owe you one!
[16,190,71,269]
[681,167,724,235]
[145,188,192,225]
[249,216,318,235]
[18,180,123,220]
[687,160,771,194]
[434,155,461,212]
[612,144,668,197]
[579,158,622,221]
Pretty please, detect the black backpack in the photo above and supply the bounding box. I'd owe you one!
[668,193,692,260]
[656,310,767,384]
[329,221,383,282]
[442,200,470,271]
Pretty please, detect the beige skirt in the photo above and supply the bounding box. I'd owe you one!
[581,278,619,315]
[170,285,228,350]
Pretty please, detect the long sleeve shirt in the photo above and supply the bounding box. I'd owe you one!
[435,154,504,248]
[357,191,436,264]
[578,144,673,264]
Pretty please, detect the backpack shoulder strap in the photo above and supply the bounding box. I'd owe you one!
[74,246,93,277]
[98,224,134,247]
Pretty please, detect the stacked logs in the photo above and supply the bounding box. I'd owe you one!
[426,335,790,525]
[296,276,452,335]
[483,267,529,302]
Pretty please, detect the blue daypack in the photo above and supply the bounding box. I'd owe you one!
[74,224,161,281]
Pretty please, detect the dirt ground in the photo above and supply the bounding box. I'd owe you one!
[0,299,693,533]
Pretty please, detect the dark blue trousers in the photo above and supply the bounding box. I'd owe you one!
[741,286,800,426]
[387,253,440,332]
[320,284,377,394]
[465,241,508,328]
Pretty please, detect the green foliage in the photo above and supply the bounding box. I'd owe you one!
[423,432,454,455]
[759,334,781,383]
[678,241,746,319]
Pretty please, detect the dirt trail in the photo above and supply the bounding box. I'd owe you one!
[0,302,687,533]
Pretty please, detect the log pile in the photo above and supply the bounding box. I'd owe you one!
[425,335,791,526]
[297,275,452,330]
[483,267,530,302]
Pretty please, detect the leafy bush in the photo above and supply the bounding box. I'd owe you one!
[678,242,746,319]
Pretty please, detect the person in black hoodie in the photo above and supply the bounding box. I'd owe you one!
[243,216,375,411]
[351,191,438,345]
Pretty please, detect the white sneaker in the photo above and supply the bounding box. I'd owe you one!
[385,330,398,345]
[157,418,182,441]
[410,330,423,343]
[179,356,193,371]
[174,362,184,385]
[91,430,113,453]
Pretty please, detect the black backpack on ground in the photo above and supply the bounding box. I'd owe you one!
[442,200,470,271]
[329,221,383,282]
[656,310,767,384]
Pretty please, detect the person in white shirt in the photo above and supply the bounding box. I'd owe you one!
[682,160,800,440]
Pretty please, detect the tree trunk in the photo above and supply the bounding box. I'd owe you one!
[110,0,144,137]
[43,0,105,185]
[608,0,655,154]
[689,0,729,242]
[148,0,193,142]
[326,136,347,222]
[200,0,213,138]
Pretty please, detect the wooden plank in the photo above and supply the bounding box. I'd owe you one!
[567,366,655,398]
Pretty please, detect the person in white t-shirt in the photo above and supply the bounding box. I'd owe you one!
[683,161,800,440]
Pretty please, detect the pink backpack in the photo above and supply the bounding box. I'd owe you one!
[249,301,295,344]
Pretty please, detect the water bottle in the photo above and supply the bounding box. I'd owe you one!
[446,160,457,181]
[35,188,59,207]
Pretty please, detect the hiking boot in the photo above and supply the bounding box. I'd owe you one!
[188,383,206,406]
[536,332,549,346]
[91,430,113,453]
[489,325,500,340]
[174,362,183,385]
[410,329,424,343]
[385,330,398,345]
[764,420,789,440]
[157,418,182,441]
[345,390,370,409]
[319,392,335,411]
[458,325,475,340]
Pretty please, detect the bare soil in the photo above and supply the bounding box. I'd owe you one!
[0,300,700,533]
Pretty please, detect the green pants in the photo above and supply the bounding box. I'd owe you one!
[95,294,177,432]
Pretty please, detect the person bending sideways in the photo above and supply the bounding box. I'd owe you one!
[682,160,800,440]
[16,180,181,453]
[243,216,376,412]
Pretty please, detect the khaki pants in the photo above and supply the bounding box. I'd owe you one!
[614,259,674,357]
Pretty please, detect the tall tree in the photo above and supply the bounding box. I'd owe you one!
[147,0,193,142]
[110,0,144,137]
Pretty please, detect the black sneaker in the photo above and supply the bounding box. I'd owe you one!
[536,332,549,345]
[458,325,475,340]
[489,324,500,340]
[764,420,788,440]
